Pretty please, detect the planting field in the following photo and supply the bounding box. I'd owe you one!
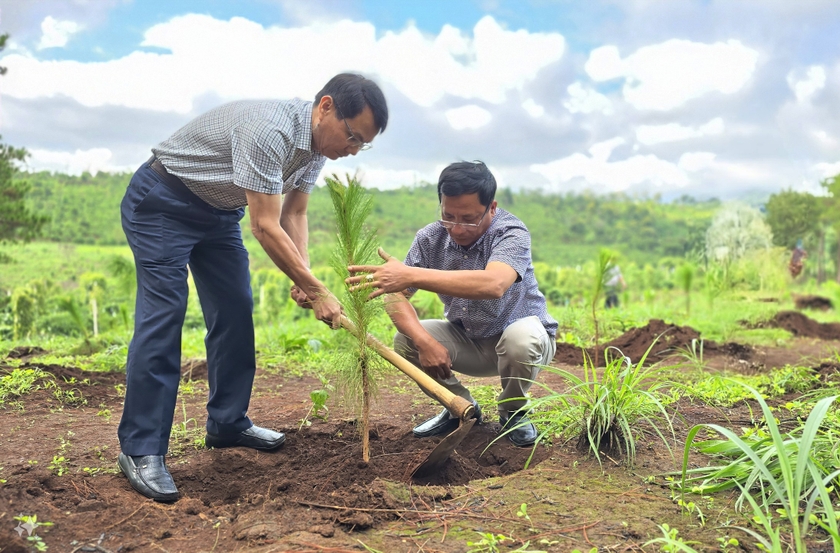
[2,312,840,552]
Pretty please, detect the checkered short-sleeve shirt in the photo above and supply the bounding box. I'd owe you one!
[152,98,326,210]
[404,208,558,339]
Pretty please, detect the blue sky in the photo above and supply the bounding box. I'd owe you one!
[1,0,840,200]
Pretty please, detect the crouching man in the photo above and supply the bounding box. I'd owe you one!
[347,161,557,446]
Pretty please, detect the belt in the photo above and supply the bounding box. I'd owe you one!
[148,157,185,189]
[146,156,213,209]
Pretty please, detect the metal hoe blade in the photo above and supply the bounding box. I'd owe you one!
[411,418,477,478]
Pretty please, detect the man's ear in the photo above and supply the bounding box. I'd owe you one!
[317,95,334,114]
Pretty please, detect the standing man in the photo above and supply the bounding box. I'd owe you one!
[604,263,626,309]
[118,73,388,501]
[347,161,557,447]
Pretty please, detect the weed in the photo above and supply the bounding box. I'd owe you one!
[716,535,740,552]
[14,514,54,552]
[680,382,840,552]
[521,342,676,468]
[48,455,68,476]
[96,406,111,421]
[516,502,535,532]
[470,384,502,422]
[674,338,704,370]
[0,367,52,403]
[299,375,333,430]
[465,532,546,553]
[643,523,701,552]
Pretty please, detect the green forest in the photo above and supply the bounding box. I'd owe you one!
[2,166,840,343]
[17,169,720,264]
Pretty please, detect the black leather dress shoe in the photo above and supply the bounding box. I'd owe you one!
[205,425,286,451]
[118,453,179,502]
[500,410,538,447]
[413,402,482,438]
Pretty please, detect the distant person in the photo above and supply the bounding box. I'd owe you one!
[117,73,388,501]
[789,239,807,278]
[604,264,626,309]
[346,161,558,447]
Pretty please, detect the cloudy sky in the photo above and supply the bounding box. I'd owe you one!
[1,0,839,200]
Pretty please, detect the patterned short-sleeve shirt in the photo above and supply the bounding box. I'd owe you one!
[152,98,326,210]
[404,208,558,339]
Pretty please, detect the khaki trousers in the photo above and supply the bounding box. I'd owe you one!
[394,316,556,415]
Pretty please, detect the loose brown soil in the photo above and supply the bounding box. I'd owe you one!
[769,310,840,340]
[2,315,840,552]
[794,294,834,311]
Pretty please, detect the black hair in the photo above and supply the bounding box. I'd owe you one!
[315,73,389,134]
[437,161,497,207]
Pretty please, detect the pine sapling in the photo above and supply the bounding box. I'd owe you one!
[326,173,385,462]
[591,249,613,367]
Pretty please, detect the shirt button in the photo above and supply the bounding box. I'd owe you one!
[463,255,468,259]
[462,307,466,311]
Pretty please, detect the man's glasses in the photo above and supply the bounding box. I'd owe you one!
[335,104,372,151]
[438,204,491,230]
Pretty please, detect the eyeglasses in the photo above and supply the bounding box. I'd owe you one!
[438,204,491,230]
[334,104,372,151]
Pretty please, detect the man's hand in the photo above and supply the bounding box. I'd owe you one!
[290,285,310,308]
[346,248,411,300]
[290,285,343,329]
[311,291,343,329]
[416,338,453,380]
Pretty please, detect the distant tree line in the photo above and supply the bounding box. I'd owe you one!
[17,171,725,268]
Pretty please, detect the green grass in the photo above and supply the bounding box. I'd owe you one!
[0,242,131,291]
[679,382,840,553]
[522,343,677,469]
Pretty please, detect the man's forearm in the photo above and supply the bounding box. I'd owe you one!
[253,222,322,297]
[384,293,434,347]
[281,212,310,268]
[405,266,511,300]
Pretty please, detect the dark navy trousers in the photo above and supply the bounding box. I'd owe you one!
[118,159,256,456]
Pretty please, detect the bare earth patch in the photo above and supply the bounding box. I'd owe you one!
[2,316,840,552]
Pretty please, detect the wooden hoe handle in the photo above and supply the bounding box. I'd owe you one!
[339,316,475,421]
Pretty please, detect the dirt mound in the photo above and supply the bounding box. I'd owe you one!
[4,345,47,359]
[770,311,840,340]
[554,319,703,367]
[795,295,834,311]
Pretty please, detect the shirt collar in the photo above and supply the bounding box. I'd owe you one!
[294,99,316,152]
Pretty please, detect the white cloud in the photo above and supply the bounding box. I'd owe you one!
[445,105,492,130]
[37,16,81,50]
[585,39,759,111]
[2,14,565,114]
[521,98,545,118]
[811,161,840,180]
[530,137,690,192]
[678,152,717,172]
[563,82,613,115]
[787,65,826,104]
[636,117,725,145]
[24,148,133,176]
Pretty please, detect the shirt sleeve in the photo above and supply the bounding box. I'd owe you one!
[230,119,292,195]
[488,227,530,282]
[402,235,427,298]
